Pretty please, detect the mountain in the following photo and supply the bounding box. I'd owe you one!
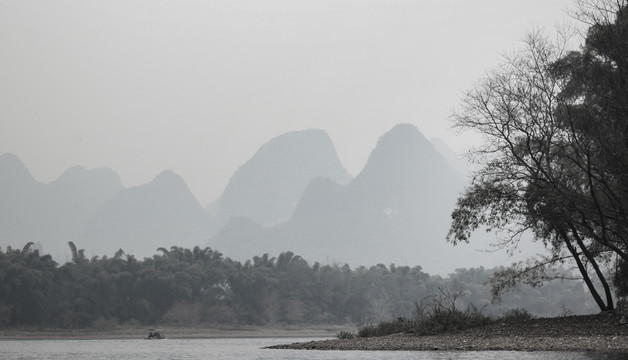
[210,129,352,231]
[430,137,474,177]
[1,125,530,273]
[0,153,38,189]
[209,124,511,274]
[0,153,213,262]
[81,170,211,259]
[0,153,124,261]
[0,153,44,247]
[39,165,124,260]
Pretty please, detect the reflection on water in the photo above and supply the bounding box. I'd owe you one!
[0,338,625,360]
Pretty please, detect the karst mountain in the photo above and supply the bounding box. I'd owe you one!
[0,124,519,273]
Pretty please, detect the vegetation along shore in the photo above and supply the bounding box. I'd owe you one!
[2,3,628,355]
[268,313,628,352]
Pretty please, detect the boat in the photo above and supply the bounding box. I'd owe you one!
[145,328,167,340]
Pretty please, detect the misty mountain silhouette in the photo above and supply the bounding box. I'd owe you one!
[0,153,43,247]
[81,170,211,259]
[0,125,524,273]
[209,129,351,231]
[0,153,38,188]
[0,153,124,261]
[209,124,485,273]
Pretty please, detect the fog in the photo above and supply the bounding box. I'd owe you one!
[1,0,576,205]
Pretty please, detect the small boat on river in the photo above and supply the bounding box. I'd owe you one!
[145,328,167,340]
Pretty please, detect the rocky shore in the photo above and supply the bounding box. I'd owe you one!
[267,314,628,352]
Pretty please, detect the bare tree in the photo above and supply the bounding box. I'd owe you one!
[448,0,628,311]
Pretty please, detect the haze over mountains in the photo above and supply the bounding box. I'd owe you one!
[0,124,528,274]
[209,124,503,273]
[81,170,211,259]
[208,129,352,231]
[0,153,124,261]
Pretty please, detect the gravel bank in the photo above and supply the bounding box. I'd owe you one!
[267,314,628,352]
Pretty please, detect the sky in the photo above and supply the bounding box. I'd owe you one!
[1,0,578,205]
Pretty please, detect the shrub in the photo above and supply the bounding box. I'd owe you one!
[336,330,355,339]
[356,317,415,338]
[355,282,492,338]
[354,304,493,338]
[412,302,491,336]
[499,308,534,323]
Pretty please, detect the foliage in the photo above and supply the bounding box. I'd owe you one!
[353,286,537,338]
[413,304,490,336]
[411,281,491,335]
[499,308,534,323]
[336,330,355,339]
[354,282,492,337]
[0,244,599,329]
[614,259,628,298]
[356,317,415,338]
[448,0,628,312]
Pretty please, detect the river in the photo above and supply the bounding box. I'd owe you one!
[0,338,625,359]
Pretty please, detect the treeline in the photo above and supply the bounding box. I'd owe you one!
[0,243,599,329]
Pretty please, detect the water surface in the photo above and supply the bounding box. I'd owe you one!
[0,338,624,360]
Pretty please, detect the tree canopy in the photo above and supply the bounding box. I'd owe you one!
[0,243,598,328]
[448,0,628,311]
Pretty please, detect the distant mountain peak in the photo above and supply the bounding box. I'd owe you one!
[209,124,476,274]
[54,165,123,188]
[60,165,89,175]
[353,123,458,188]
[0,152,37,186]
[152,169,183,185]
[0,152,24,164]
[246,129,350,177]
[260,128,330,151]
[81,168,209,259]
[212,128,352,229]
[369,123,433,161]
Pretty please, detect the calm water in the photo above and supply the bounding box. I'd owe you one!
[0,338,625,360]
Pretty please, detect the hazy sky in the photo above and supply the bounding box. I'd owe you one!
[1,0,577,205]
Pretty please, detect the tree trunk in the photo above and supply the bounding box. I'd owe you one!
[571,228,614,311]
[560,230,612,312]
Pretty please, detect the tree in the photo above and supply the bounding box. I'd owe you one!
[448,0,628,312]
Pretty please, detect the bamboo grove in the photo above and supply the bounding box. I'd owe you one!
[0,243,599,328]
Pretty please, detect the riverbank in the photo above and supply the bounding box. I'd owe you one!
[0,325,344,340]
[268,313,628,352]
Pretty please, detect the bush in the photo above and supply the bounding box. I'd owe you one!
[336,330,355,339]
[499,308,533,323]
[412,303,491,336]
[356,317,415,338]
[354,304,493,338]
[355,283,493,338]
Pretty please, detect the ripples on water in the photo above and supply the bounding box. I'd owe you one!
[0,338,625,360]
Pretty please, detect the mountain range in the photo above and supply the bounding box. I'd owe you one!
[81,170,211,259]
[209,124,501,273]
[0,153,124,261]
[0,124,529,273]
[208,129,352,231]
